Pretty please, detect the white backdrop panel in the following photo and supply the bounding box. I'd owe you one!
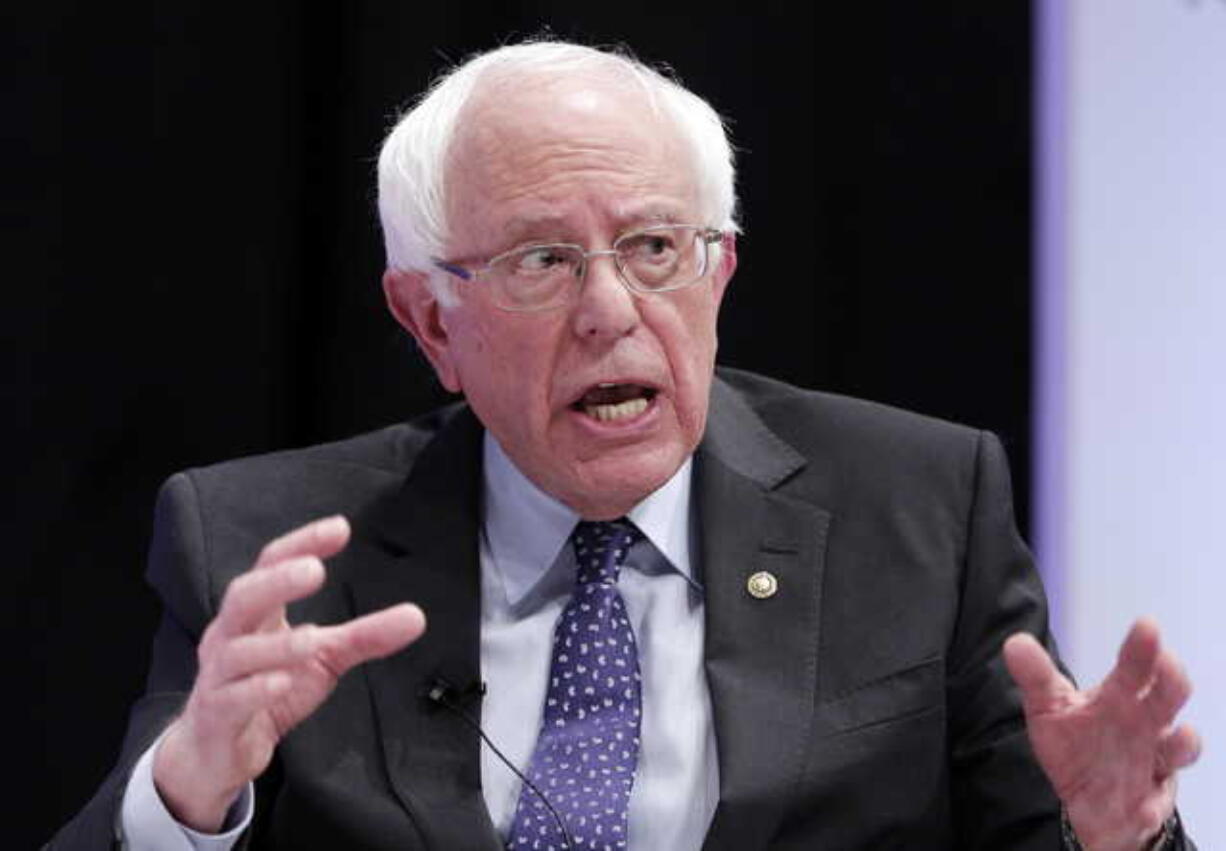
[1038,0,1225,843]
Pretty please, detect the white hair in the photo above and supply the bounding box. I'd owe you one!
[376,40,739,302]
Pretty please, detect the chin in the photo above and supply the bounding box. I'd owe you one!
[563,445,687,519]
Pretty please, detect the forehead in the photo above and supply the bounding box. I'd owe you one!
[444,71,700,248]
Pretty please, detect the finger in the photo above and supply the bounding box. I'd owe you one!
[1145,650,1192,728]
[1157,724,1202,778]
[313,604,427,679]
[244,518,348,633]
[202,624,321,688]
[191,669,293,737]
[254,515,350,570]
[1106,617,1162,696]
[1003,632,1076,714]
[209,557,326,641]
[1135,791,1178,845]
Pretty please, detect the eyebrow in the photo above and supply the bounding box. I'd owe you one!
[499,205,687,247]
[609,203,686,227]
[500,215,573,246]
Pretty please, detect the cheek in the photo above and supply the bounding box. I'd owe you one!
[675,294,721,365]
[649,298,720,419]
[444,312,502,402]
[453,308,518,369]
[452,312,560,417]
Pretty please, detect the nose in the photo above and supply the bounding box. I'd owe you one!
[570,251,640,343]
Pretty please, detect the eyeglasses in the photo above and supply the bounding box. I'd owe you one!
[431,224,723,312]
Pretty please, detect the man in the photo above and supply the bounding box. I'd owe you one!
[51,41,1199,850]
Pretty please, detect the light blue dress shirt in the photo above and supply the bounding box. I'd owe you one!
[479,436,718,851]
[120,434,718,850]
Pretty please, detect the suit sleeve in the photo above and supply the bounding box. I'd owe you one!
[942,431,1064,847]
[946,433,1195,851]
[45,473,222,850]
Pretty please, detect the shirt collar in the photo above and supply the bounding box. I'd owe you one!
[481,433,695,607]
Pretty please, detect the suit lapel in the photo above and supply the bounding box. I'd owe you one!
[346,407,502,850]
[334,381,831,850]
[698,379,832,851]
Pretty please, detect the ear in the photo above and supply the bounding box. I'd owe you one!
[711,231,738,303]
[382,268,462,392]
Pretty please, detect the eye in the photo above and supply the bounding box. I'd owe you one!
[621,232,679,263]
[513,246,571,274]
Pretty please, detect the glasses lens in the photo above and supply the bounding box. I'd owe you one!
[616,226,706,291]
[490,244,582,310]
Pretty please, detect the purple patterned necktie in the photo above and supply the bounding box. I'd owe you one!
[506,519,644,851]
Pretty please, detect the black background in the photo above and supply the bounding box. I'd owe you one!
[8,3,1031,844]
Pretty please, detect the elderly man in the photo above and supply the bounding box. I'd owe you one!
[51,41,1199,851]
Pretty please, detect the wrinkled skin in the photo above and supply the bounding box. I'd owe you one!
[384,72,736,520]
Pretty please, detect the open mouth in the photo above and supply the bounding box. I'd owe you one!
[570,382,659,423]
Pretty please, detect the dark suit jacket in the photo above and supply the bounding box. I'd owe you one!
[49,369,1192,850]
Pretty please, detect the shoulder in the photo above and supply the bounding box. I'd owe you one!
[174,403,467,503]
[147,404,474,598]
[714,366,984,458]
[709,366,1009,515]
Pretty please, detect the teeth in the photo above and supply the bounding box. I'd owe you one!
[584,397,649,422]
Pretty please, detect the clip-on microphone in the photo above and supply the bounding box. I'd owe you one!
[421,675,574,850]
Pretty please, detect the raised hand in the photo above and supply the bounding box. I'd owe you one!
[152,515,426,832]
[1004,620,1201,851]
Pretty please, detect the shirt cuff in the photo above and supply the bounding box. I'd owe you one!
[119,735,254,851]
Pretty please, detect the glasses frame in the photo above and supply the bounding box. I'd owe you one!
[430,224,724,313]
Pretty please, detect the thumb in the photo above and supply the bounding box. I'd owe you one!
[321,603,427,675]
[1004,632,1074,715]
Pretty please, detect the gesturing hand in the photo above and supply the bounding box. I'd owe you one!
[152,515,426,833]
[1004,620,1201,851]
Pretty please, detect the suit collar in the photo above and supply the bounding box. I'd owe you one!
[346,405,502,849]
[342,379,833,850]
[698,376,832,850]
[701,376,807,489]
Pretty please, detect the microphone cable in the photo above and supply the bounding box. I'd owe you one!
[425,679,574,851]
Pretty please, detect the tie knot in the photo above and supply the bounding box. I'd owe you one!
[571,519,641,586]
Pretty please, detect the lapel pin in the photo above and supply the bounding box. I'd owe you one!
[746,571,778,599]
